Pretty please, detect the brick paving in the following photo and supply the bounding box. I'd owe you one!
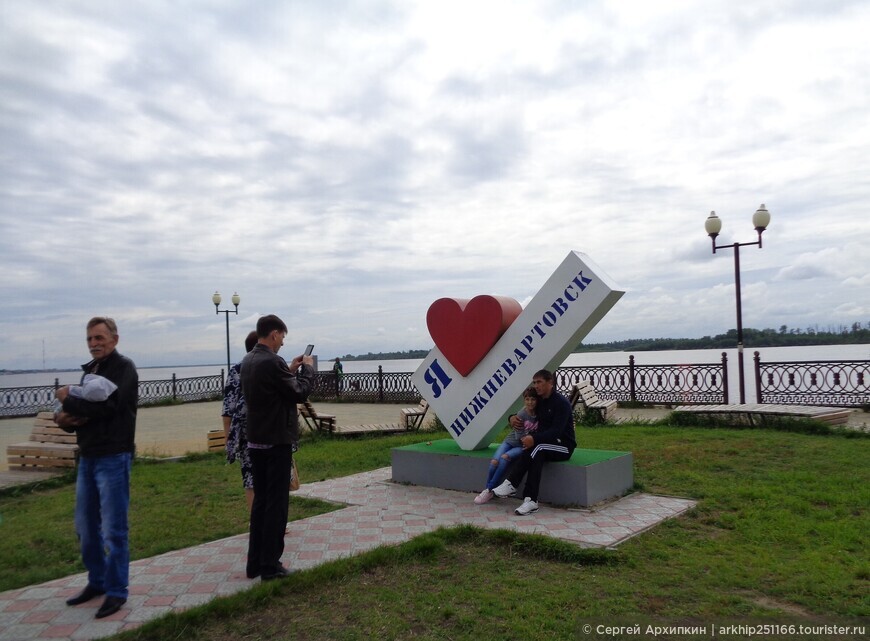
[0,467,695,641]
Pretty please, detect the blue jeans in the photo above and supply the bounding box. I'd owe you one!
[485,441,524,490]
[75,452,132,599]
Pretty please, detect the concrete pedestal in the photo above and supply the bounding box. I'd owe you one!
[391,439,633,507]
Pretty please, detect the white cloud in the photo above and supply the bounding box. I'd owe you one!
[1,0,869,371]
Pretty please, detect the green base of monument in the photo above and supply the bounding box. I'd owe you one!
[391,439,633,507]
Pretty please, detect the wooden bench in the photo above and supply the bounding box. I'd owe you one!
[400,399,429,430]
[571,380,617,421]
[6,412,79,471]
[334,423,405,435]
[207,429,226,452]
[673,404,853,427]
[299,400,337,433]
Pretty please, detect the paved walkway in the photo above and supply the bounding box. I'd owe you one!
[0,467,695,641]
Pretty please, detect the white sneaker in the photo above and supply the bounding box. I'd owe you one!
[515,497,539,516]
[492,480,516,498]
[473,489,494,505]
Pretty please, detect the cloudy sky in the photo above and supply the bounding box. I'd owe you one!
[1,0,868,371]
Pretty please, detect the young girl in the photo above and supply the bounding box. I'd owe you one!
[473,386,539,504]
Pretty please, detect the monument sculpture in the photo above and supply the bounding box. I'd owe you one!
[412,251,625,450]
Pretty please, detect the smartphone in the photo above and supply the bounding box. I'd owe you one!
[304,344,314,356]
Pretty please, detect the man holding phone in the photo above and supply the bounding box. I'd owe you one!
[240,315,315,580]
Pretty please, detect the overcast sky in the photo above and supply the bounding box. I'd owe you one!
[1,0,868,371]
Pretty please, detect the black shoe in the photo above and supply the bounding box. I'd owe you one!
[246,566,261,579]
[66,585,105,606]
[95,596,126,619]
[261,565,293,581]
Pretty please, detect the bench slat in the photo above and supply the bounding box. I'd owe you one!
[7,414,81,471]
[206,429,226,452]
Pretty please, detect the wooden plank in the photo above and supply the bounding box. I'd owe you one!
[30,427,77,444]
[672,404,853,426]
[335,423,404,435]
[6,459,76,470]
[8,457,76,469]
[0,469,64,486]
[207,429,226,452]
[7,443,78,457]
[6,412,79,470]
[7,440,78,469]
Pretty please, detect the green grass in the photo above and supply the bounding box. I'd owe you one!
[0,430,435,592]
[1,423,867,640]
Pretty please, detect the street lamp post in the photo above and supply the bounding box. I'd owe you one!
[705,204,771,404]
[212,291,241,376]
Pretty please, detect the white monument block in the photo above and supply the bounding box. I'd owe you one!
[412,251,624,450]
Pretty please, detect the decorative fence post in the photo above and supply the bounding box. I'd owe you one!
[172,373,177,402]
[721,352,729,404]
[377,366,384,402]
[753,351,762,404]
[628,355,636,403]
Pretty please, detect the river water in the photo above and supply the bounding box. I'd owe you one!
[2,344,866,404]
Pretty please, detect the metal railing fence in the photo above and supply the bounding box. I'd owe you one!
[754,353,868,408]
[556,353,729,405]
[3,354,868,417]
[0,373,223,418]
[311,369,419,404]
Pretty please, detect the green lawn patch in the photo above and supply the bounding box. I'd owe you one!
[1,423,866,639]
[395,438,629,465]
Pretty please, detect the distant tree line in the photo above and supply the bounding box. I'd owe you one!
[336,322,869,360]
[575,322,870,352]
[340,349,430,362]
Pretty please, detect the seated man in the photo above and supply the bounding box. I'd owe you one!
[492,369,576,515]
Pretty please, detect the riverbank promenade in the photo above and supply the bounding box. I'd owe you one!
[0,401,682,475]
[0,402,700,641]
[1,401,867,478]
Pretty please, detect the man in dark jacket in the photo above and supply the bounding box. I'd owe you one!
[56,317,138,618]
[241,314,315,580]
[493,369,576,515]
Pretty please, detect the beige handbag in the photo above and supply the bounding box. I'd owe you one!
[290,458,300,491]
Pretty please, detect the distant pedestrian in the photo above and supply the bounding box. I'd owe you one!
[221,330,259,511]
[56,317,138,619]
[241,315,315,580]
[332,357,343,396]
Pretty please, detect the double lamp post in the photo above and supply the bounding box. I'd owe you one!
[212,291,240,376]
[704,204,771,404]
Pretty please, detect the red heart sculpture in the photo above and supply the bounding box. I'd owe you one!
[427,295,523,377]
